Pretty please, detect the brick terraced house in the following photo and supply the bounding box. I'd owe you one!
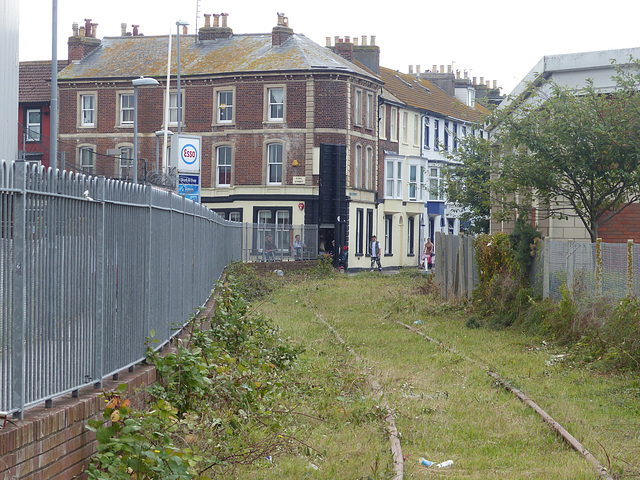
[57,14,382,264]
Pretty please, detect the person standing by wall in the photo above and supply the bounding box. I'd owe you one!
[423,238,434,271]
[370,235,382,272]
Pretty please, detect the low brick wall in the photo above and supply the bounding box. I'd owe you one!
[0,293,219,480]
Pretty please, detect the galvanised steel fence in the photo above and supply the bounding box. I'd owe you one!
[0,161,242,417]
[531,238,640,300]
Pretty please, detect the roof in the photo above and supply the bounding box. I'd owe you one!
[19,60,69,103]
[503,46,640,106]
[59,33,380,82]
[377,66,486,123]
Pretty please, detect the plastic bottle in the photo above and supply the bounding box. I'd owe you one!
[436,460,454,468]
[418,457,434,467]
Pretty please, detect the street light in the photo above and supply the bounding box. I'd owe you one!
[132,76,159,183]
[176,20,189,135]
[155,129,173,174]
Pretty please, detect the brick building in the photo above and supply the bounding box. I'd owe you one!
[18,60,69,168]
[57,14,382,261]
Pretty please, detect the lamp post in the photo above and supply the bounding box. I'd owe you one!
[176,20,189,135]
[132,77,159,183]
[155,129,173,175]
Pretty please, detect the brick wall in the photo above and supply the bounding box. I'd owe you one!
[600,203,640,243]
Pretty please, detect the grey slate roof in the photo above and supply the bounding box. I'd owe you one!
[59,33,380,81]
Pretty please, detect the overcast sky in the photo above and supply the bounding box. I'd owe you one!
[17,0,640,96]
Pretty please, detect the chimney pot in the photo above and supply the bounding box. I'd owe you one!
[448,65,452,74]
[183,25,188,34]
[464,70,468,79]
[417,65,421,73]
[213,14,220,27]
[84,18,92,37]
[204,14,211,28]
[120,23,127,36]
[72,22,79,37]
[132,24,139,36]
[409,65,413,74]
[493,80,497,89]
[326,36,331,47]
[361,35,367,46]
[472,76,477,85]
[370,35,375,45]
[480,76,485,85]
[440,65,444,73]
[79,26,85,37]
[334,35,340,45]
[91,23,98,38]
[221,13,228,28]
[486,80,490,88]
[456,69,460,79]
[353,37,358,46]
[345,36,350,43]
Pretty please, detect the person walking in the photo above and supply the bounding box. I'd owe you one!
[370,235,382,272]
[423,238,434,271]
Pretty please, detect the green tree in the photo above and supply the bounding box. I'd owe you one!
[489,60,640,242]
[444,128,493,234]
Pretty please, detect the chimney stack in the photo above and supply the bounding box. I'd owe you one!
[199,12,233,40]
[68,19,101,61]
[132,25,139,36]
[272,12,293,46]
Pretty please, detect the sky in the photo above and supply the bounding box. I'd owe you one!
[17,0,640,96]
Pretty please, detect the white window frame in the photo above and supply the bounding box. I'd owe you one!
[118,146,133,180]
[168,91,184,125]
[354,88,363,126]
[119,93,135,126]
[216,145,232,187]
[354,144,362,188]
[215,88,234,124]
[423,117,430,149]
[267,142,283,184]
[266,86,285,122]
[365,146,373,190]
[366,92,374,129]
[413,114,419,146]
[390,107,398,142]
[434,119,440,150]
[409,165,418,201]
[379,105,387,139]
[26,109,41,142]
[402,111,408,144]
[429,166,443,201]
[79,93,96,127]
[385,158,403,199]
[78,145,95,174]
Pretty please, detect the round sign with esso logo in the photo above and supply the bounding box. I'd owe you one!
[181,144,198,165]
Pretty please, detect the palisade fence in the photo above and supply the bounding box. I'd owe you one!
[434,232,639,303]
[0,161,250,418]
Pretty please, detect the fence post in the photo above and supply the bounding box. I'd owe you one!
[93,177,106,388]
[11,162,27,418]
[566,240,575,297]
[466,235,475,300]
[543,238,550,299]
[595,238,603,296]
[627,239,634,298]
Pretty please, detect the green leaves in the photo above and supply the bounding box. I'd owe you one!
[489,59,640,241]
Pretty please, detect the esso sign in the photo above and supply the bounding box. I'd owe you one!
[174,135,201,173]
[181,144,198,165]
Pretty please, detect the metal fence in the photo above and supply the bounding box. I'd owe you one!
[1,161,244,417]
[239,223,318,263]
[532,238,640,300]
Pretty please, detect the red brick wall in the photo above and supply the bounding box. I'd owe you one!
[599,203,640,243]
